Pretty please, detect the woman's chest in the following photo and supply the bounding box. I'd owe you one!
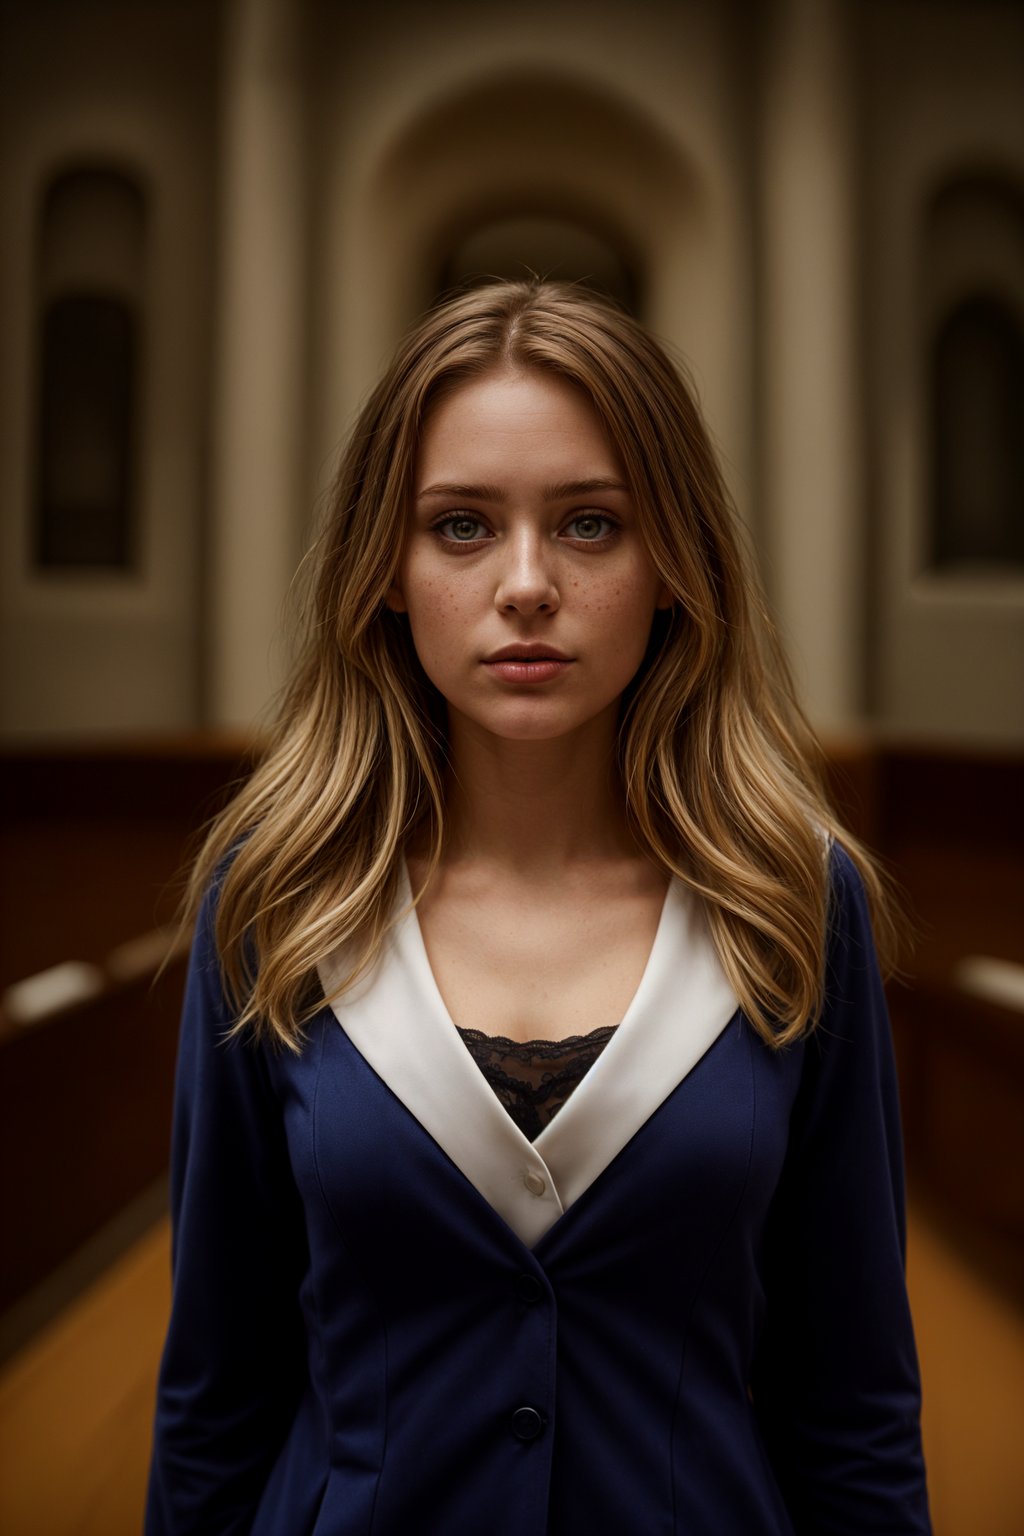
[311,867,764,1244]
[413,880,669,1042]
[273,1010,802,1301]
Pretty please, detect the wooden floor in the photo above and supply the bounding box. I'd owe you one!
[1,1203,1021,1535]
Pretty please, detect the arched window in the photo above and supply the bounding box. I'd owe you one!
[33,165,147,570]
[924,172,1024,573]
[930,293,1024,569]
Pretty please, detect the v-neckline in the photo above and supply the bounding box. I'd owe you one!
[405,856,671,1044]
[400,859,674,1141]
[318,861,739,1248]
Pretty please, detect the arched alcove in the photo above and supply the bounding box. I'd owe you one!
[930,291,1024,570]
[319,53,750,605]
[872,152,1024,743]
[33,164,147,570]
[439,214,639,313]
[359,66,706,344]
[922,169,1024,574]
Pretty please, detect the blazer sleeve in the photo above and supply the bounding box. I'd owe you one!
[750,844,932,1535]
[146,880,309,1536]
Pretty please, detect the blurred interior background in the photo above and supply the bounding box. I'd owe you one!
[0,0,1021,1532]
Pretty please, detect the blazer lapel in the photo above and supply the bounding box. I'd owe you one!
[532,876,739,1213]
[318,864,738,1248]
[318,865,563,1249]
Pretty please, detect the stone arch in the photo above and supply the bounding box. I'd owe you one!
[356,65,708,352]
[439,214,639,314]
[319,55,748,585]
[922,164,1024,321]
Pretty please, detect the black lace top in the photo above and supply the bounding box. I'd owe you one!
[455,1024,619,1141]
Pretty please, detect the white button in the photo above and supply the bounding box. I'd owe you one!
[523,1170,546,1197]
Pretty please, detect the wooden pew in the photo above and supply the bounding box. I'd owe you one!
[891,978,1024,1299]
[0,950,186,1318]
[0,736,253,1329]
[0,734,252,990]
[0,734,1020,1331]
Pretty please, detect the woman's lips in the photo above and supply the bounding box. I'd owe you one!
[482,659,574,684]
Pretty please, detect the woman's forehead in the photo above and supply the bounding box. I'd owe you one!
[414,369,627,495]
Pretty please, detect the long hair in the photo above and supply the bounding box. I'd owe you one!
[187,279,896,1051]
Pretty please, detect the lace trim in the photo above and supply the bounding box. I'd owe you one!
[456,1023,618,1141]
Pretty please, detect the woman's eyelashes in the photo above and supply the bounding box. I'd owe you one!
[429,511,622,548]
[431,513,488,543]
[567,512,618,542]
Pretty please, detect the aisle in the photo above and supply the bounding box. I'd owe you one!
[0,1220,168,1536]
[0,1205,1021,1535]
[909,1210,1024,1536]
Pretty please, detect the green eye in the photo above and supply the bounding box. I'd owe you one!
[439,516,485,541]
[568,514,613,540]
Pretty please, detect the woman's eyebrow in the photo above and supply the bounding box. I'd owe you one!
[543,477,630,500]
[416,477,630,502]
[416,482,507,502]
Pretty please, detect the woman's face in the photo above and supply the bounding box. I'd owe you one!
[387,367,673,746]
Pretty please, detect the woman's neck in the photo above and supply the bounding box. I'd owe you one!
[435,710,640,878]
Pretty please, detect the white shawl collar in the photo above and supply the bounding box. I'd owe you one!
[318,864,738,1249]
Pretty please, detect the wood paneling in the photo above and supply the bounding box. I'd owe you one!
[0,960,185,1315]
[0,733,1020,1332]
[0,735,253,989]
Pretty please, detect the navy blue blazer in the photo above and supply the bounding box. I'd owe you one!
[146,845,931,1535]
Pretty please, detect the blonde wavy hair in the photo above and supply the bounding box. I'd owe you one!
[187,278,895,1052]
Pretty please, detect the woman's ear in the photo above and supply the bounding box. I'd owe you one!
[384,580,407,614]
[655,581,675,611]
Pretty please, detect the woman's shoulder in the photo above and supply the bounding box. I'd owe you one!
[824,837,876,936]
[826,835,861,895]
[191,839,249,939]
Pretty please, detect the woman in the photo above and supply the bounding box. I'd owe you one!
[146,280,931,1534]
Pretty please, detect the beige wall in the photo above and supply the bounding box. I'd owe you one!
[0,0,1020,743]
[0,0,218,737]
[861,1,1024,743]
[224,0,760,729]
[309,0,751,494]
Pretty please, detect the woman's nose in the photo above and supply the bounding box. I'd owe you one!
[493,530,560,615]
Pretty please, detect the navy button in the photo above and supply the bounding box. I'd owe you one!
[515,1273,543,1304]
[511,1406,545,1440]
